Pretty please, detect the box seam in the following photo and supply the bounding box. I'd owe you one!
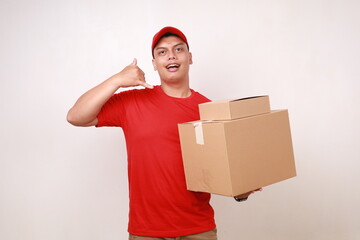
[223,122,235,196]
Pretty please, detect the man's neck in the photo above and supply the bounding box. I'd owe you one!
[160,81,191,98]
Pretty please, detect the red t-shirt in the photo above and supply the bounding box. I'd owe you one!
[97,85,216,237]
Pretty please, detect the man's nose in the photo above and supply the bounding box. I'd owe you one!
[168,51,176,60]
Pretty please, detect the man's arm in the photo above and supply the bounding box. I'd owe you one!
[67,59,153,127]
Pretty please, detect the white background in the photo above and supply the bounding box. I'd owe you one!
[1,0,359,239]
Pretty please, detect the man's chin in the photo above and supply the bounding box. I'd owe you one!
[160,77,187,85]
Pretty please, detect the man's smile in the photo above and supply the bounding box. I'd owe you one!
[166,63,180,72]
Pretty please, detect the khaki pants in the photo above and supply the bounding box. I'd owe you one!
[129,229,217,240]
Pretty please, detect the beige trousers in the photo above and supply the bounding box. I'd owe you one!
[129,229,217,240]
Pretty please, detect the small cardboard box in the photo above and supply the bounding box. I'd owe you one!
[199,96,270,121]
[178,108,296,197]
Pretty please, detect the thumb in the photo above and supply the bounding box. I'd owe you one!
[131,58,137,66]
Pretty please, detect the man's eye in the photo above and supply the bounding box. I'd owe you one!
[175,48,183,52]
[158,50,166,55]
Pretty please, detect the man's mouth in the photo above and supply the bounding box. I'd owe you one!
[166,64,180,70]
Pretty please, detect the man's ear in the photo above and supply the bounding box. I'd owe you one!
[152,59,158,71]
[189,52,193,65]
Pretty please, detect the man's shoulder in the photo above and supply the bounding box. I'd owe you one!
[114,86,156,99]
[191,89,211,103]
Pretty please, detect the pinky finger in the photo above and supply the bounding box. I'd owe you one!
[140,82,153,89]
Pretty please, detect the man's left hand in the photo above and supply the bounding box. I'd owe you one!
[234,188,263,200]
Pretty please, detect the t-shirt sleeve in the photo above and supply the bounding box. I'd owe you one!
[96,92,126,127]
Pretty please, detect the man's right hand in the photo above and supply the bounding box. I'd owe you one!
[111,58,153,89]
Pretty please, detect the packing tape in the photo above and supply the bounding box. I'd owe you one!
[193,122,205,145]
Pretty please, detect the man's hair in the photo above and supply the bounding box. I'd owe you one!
[160,32,181,39]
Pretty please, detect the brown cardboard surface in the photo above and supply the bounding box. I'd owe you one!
[178,110,296,197]
[199,95,270,120]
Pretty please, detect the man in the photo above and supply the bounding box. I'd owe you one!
[67,26,218,239]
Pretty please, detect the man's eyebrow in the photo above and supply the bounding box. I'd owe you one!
[155,42,186,51]
[155,46,166,51]
[173,43,186,48]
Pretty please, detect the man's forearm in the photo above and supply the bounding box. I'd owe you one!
[67,77,120,127]
[67,59,151,127]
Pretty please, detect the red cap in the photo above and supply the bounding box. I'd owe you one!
[151,26,189,57]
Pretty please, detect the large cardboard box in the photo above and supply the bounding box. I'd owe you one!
[178,99,296,197]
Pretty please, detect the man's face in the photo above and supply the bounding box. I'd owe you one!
[152,35,193,84]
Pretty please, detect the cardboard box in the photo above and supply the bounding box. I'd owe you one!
[199,96,270,121]
[178,109,296,197]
